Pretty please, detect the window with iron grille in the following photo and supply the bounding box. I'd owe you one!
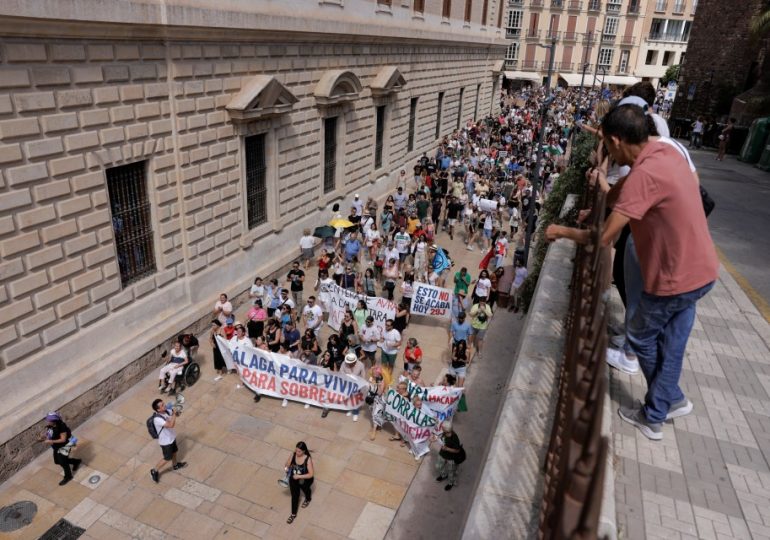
[245,134,268,230]
[408,97,418,152]
[436,91,444,140]
[374,105,386,169]
[323,117,337,194]
[464,0,473,22]
[443,0,451,18]
[457,88,464,130]
[598,47,614,66]
[474,84,481,121]
[603,16,619,35]
[106,161,156,287]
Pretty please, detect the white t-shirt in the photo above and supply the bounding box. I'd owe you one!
[475,278,492,298]
[303,304,323,329]
[385,247,400,262]
[365,228,381,247]
[229,336,251,350]
[250,284,265,305]
[154,413,176,446]
[380,329,402,355]
[352,199,364,215]
[299,235,315,249]
[393,192,407,209]
[509,207,520,225]
[214,300,233,325]
[360,325,382,352]
[169,347,187,365]
[513,266,529,288]
[394,233,411,254]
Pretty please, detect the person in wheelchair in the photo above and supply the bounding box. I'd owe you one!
[159,340,188,394]
[177,333,199,360]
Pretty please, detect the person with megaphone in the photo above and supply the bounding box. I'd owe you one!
[149,398,187,483]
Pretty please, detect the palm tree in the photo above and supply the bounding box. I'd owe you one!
[750,8,770,40]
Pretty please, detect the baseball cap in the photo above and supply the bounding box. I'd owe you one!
[225,316,235,324]
[45,412,61,422]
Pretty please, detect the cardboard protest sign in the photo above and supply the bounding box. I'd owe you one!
[382,388,438,458]
[217,336,368,410]
[409,282,452,319]
[326,283,395,333]
[478,198,498,213]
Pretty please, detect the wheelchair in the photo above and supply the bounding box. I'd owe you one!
[162,358,201,393]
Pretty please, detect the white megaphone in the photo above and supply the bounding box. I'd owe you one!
[166,394,185,416]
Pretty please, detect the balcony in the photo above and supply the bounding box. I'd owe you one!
[551,0,565,9]
[617,63,629,74]
[563,31,579,41]
[619,35,636,46]
[673,1,685,13]
[555,62,574,71]
[530,0,545,7]
[545,30,561,40]
[506,27,523,39]
[582,31,597,43]
[567,0,582,10]
[508,0,524,5]
[504,59,519,69]
[526,28,542,39]
[648,32,686,42]
[520,59,540,71]
[587,0,601,11]
[654,0,668,12]
[606,1,621,13]
[627,1,641,15]
[601,33,616,43]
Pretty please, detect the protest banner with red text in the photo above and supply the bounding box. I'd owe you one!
[409,282,452,319]
[326,283,396,333]
[216,336,368,410]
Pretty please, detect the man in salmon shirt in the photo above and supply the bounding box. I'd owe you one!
[546,104,719,441]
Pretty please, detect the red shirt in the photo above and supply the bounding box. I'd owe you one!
[614,140,719,296]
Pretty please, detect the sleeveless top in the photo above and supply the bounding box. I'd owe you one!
[291,454,311,477]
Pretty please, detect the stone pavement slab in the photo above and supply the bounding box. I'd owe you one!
[610,266,770,540]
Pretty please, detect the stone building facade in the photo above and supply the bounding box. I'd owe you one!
[671,0,767,121]
[635,0,696,87]
[0,0,507,477]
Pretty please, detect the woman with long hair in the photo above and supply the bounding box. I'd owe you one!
[285,441,314,524]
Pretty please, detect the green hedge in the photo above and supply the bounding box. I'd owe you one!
[519,131,598,312]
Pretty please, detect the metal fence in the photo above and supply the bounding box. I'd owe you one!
[539,185,610,539]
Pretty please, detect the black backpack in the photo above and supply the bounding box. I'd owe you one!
[146,413,164,439]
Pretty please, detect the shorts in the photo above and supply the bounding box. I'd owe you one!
[448,365,467,378]
[160,440,178,461]
[482,228,492,239]
[472,327,487,340]
[380,351,397,367]
[301,247,313,261]
[448,218,457,226]
[362,349,377,363]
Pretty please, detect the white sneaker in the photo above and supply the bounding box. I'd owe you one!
[304,403,310,409]
[466,245,475,251]
[282,399,288,407]
[606,347,640,375]
[214,375,223,382]
[346,411,352,417]
[353,414,359,422]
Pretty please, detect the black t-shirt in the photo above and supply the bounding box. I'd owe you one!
[447,202,463,219]
[48,421,71,451]
[287,269,304,291]
[413,164,422,176]
[443,431,461,451]
[427,163,437,175]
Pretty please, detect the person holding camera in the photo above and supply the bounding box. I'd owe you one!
[469,298,492,359]
[285,441,314,524]
[40,412,82,486]
[150,398,187,483]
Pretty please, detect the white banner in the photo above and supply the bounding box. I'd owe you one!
[409,282,452,319]
[478,198,498,213]
[403,378,465,425]
[326,283,396,333]
[216,336,369,410]
[382,388,438,458]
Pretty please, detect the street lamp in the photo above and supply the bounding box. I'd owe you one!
[599,66,608,93]
[523,37,557,267]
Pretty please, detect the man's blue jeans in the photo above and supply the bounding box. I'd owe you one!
[622,236,643,356]
[626,281,715,424]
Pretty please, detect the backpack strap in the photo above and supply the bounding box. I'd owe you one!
[154,412,165,437]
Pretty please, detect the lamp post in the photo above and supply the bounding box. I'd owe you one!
[523,37,557,267]
[599,66,608,94]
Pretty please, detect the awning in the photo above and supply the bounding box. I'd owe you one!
[503,71,541,83]
[558,72,640,87]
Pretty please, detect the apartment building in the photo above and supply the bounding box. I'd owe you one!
[635,0,697,87]
[503,0,647,88]
[0,0,507,477]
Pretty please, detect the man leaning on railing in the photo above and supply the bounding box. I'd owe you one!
[545,104,718,441]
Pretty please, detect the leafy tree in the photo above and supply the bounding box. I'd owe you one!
[660,64,680,86]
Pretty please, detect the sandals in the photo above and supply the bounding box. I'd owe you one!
[287,514,296,524]
[388,436,401,442]
[301,499,311,508]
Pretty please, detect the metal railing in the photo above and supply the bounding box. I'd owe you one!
[606,1,621,13]
[521,59,540,70]
[567,0,583,10]
[531,0,545,7]
[551,0,565,9]
[563,31,579,41]
[546,30,561,40]
[506,27,523,38]
[505,59,519,69]
[627,1,641,14]
[526,28,542,39]
[582,31,596,42]
[556,62,574,71]
[620,35,636,45]
[601,33,616,43]
[538,186,610,540]
[508,0,524,5]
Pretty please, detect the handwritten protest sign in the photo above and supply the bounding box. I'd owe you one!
[403,379,464,425]
[216,336,368,410]
[410,282,452,319]
[327,283,395,333]
[382,388,438,458]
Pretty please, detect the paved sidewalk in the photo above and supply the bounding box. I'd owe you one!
[611,266,770,540]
